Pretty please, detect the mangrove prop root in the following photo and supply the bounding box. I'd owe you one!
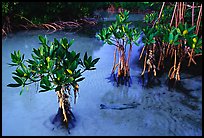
[2,29,7,36]
[42,24,57,30]
[157,2,165,23]
[152,2,165,27]
[192,2,195,26]
[195,4,202,34]
[176,61,181,81]
[111,45,131,86]
[112,47,117,74]
[139,46,146,60]
[16,14,35,26]
[57,90,68,124]
[74,86,79,104]
[187,50,197,66]
[141,2,201,88]
[166,44,171,57]
[7,14,97,35]
[153,65,156,77]
[169,50,177,79]
[56,87,73,127]
[171,49,175,59]
[157,48,163,70]
[141,52,147,76]
[168,66,174,78]
[147,59,151,69]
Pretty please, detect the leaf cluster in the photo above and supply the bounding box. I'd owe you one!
[8,35,100,94]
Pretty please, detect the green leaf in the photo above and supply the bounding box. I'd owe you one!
[96,34,102,40]
[187,26,195,33]
[50,45,54,56]
[134,41,139,46]
[39,46,44,56]
[194,48,202,54]
[39,35,46,44]
[75,53,80,60]
[60,38,67,49]
[17,50,21,58]
[11,53,15,61]
[176,28,181,35]
[84,52,88,62]
[91,58,100,65]
[27,59,35,65]
[40,85,51,90]
[7,83,22,87]
[169,32,174,42]
[21,63,27,74]
[178,23,184,31]
[56,69,63,79]
[174,42,181,45]
[8,63,18,66]
[70,61,77,71]
[89,67,96,70]
[16,69,24,76]
[55,86,62,92]
[87,56,92,63]
[68,39,74,47]
[41,76,51,87]
[70,51,76,58]
[150,39,156,44]
[39,89,49,92]
[107,40,113,45]
[184,22,188,30]
[84,60,89,69]
[12,72,20,77]
[75,77,85,82]
[73,69,82,79]
[197,38,202,46]
[33,48,40,57]
[12,76,23,85]
[65,77,74,84]
[11,53,18,63]
[174,34,179,42]
[21,54,24,61]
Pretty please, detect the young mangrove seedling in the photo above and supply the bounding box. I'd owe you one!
[7,35,100,133]
[96,10,140,86]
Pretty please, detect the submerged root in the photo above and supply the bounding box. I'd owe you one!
[52,107,76,134]
[140,72,161,88]
[108,72,132,87]
[54,88,76,134]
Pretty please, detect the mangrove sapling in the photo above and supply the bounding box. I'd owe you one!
[139,2,202,89]
[7,35,100,133]
[139,26,159,87]
[96,10,140,86]
[166,27,201,89]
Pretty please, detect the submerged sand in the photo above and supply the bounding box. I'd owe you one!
[2,30,202,136]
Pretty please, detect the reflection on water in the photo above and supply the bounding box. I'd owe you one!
[2,14,202,136]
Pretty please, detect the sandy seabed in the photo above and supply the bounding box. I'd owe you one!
[2,30,202,136]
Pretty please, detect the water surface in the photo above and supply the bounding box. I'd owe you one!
[2,14,202,136]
